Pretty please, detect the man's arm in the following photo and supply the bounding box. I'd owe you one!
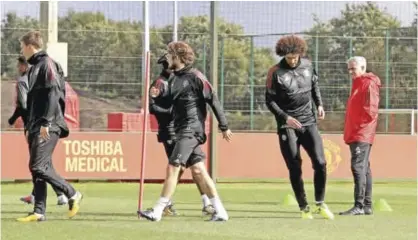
[311,69,323,107]
[8,80,29,125]
[364,81,380,122]
[39,59,60,126]
[149,78,171,115]
[265,66,289,121]
[8,109,20,125]
[195,73,228,131]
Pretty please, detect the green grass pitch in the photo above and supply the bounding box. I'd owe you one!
[1,181,416,240]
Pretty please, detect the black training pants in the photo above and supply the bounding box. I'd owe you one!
[349,142,373,208]
[278,124,327,210]
[28,132,76,214]
[28,140,64,198]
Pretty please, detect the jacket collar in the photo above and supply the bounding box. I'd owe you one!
[173,65,193,76]
[27,51,48,65]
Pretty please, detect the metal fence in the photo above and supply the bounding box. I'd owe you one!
[1,1,416,133]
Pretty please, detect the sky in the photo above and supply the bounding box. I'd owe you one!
[1,1,415,52]
[1,1,416,36]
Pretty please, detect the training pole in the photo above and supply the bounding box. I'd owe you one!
[138,51,151,211]
[137,0,150,212]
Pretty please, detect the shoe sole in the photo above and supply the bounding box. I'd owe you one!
[20,200,34,205]
[137,211,159,222]
[17,216,46,222]
[338,213,364,216]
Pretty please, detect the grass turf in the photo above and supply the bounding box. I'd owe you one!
[1,181,416,240]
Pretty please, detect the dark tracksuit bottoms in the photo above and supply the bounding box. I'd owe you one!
[349,142,373,208]
[278,124,327,210]
[29,132,76,214]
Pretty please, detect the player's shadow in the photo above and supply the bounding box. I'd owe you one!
[176,207,299,214]
[78,211,137,217]
[220,200,354,206]
[221,201,279,205]
[70,218,139,223]
[175,201,285,206]
[231,215,302,219]
[1,203,30,206]
[322,201,354,205]
[1,216,139,223]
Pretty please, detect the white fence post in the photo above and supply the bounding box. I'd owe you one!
[411,109,415,135]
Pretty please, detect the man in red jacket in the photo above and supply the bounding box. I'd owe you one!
[340,56,381,216]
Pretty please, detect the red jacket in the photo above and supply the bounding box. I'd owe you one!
[344,73,381,144]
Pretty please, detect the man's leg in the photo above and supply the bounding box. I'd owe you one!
[19,187,35,204]
[18,133,82,222]
[299,125,334,220]
[187,147,222,219]
[21,185,67,205]
[364,147,373,215]
[185,143,213,214]
[17,133,54,221]
[20,142,35,204]
[139,137,198,222]
[51,182,69,205]
[160,140,179,216]
[278,128,309,213]
[340,142,371,215]
[161,139,212,216]
[191,173,214,215]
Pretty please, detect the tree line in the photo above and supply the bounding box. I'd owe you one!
[1,2,416,132]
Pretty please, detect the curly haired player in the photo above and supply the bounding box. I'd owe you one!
[147,54,215,216]
[139,41,232,222]
[265,35,334,220]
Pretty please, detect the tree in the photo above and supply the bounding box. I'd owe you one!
[305,2,417,132]
[1,12,277,130]
[156,16,276,116]
[58,11,144,100]
[1,12,40,77]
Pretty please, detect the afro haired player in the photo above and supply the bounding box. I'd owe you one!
[265,35,334,220]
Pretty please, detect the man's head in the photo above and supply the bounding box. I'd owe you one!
[17,56,28,74]
[19,30,43,60]
[166,41,195,71]
[275,35,307,68]
[347,56,367,78]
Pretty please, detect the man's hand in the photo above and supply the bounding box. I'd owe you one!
[318,106,325,120]
[8,117,14,126]
[40,126,50,141]
[150,87,160,98]
[222,129,233,142]
[286,116,302,129]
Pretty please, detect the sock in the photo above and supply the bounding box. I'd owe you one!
[315,201,324,206]
[58,194,68,201]
[153,197,170,216]
[210,196,228,218]
[70,191,79,200]
[201,194,210,207]
[34,212,44,217]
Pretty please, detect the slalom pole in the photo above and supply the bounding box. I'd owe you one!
[138,51,151,212]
